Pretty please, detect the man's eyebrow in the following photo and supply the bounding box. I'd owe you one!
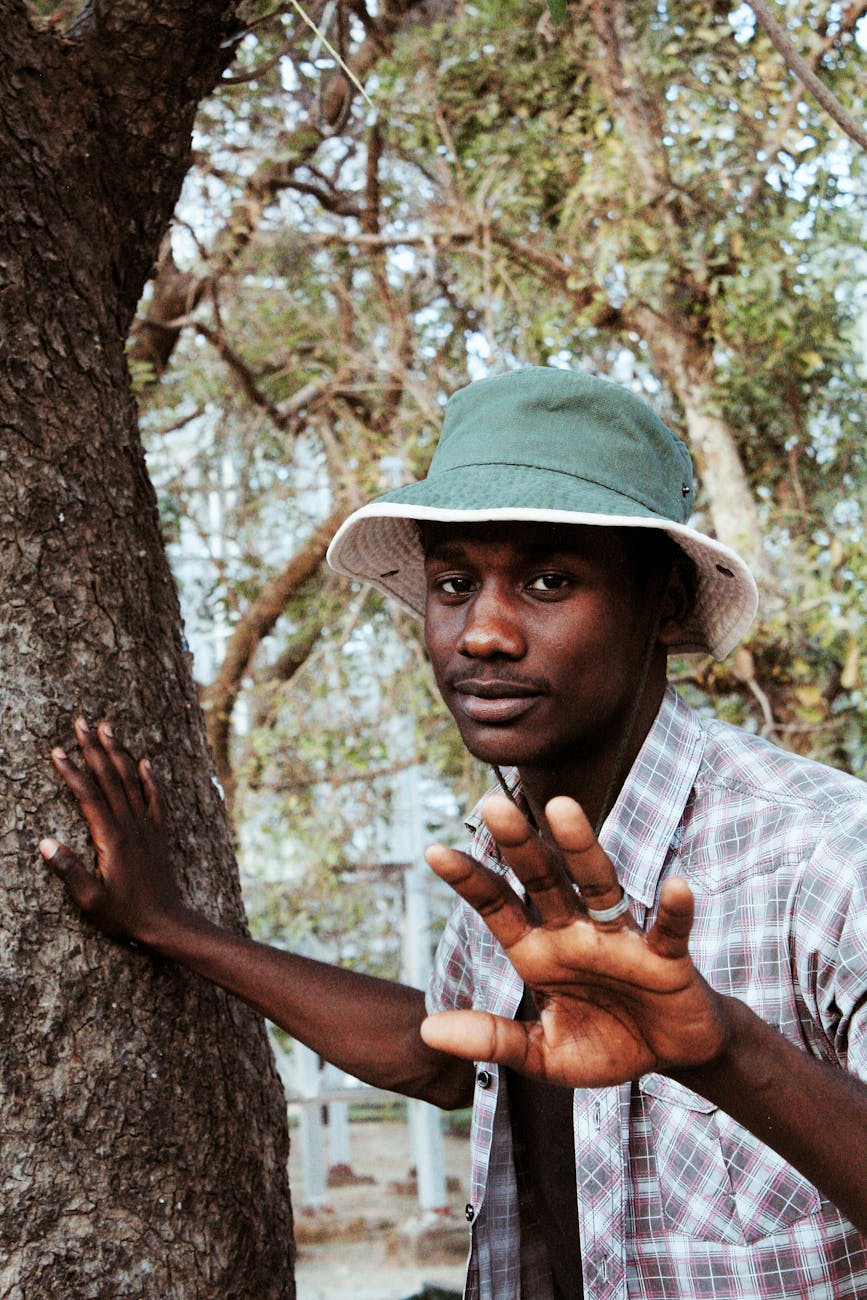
[422,538,591,563]
[422,541,469,562]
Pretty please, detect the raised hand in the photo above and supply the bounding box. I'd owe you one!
[39,718,183,945]
[421,793,728,1087]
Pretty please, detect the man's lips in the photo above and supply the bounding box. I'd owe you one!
[451,678,545,724]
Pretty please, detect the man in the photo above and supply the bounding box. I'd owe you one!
[40,368,867,1298]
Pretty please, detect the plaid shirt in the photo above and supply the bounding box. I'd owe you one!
[427,686,867,1299]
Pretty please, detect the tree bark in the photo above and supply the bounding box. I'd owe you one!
[0,4,295,1295]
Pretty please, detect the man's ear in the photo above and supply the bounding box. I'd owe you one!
[657,556,697,646]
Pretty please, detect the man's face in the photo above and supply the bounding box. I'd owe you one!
[422,521,665,774]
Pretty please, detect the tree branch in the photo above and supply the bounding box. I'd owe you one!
[738,3,867,218]
[142,311,336,438]
[748,0,867,150]
[286,177,362,215]
[220,37,297,85]
[128,239,205,377]
[586,0,678,212]
[135,0,438,377]
[201,502,350,806]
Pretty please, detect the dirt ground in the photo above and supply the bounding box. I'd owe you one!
[289,1117,470,1300]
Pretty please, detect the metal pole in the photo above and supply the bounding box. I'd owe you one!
[295,1041,329,1209]
[388,655,448,1213]
[403,853,447,1212]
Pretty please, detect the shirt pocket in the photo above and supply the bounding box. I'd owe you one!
[638,1073,821,1245]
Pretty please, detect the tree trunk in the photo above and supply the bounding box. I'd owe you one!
[587,0,782,610]
[0,5,295,1295]
[631,305,782,605]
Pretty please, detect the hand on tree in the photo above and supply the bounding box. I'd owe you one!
[39,718,183,945]
[421,794,729,1087]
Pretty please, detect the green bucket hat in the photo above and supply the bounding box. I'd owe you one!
[327,367,758,658]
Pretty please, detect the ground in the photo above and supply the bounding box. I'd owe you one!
[290,1116,470,1300]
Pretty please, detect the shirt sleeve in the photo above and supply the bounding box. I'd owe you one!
[791,802,867,1080]
[426,896,476,1016]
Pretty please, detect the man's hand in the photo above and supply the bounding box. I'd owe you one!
[421,793,729,1087]
[39,718,182,945]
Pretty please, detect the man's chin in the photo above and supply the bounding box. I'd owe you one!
[457,722,545,770]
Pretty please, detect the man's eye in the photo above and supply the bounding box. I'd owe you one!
[527,573,569,592]
[439,576,475,595]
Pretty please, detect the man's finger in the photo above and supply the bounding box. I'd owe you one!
[74,718,133,823]
[421,1009,536,1073]
[481,795,579,924]
[97,722,147,820]
[545,796,627,920]
[425,842,535,951]
[39,838,104,913]
[646,876,694,959]
[138,757,165,831]
[50,745,113,840]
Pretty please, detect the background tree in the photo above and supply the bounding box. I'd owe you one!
[372,0,866,763]
[133,0,864,957]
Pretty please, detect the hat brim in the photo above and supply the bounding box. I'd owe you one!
[327,487,758,661]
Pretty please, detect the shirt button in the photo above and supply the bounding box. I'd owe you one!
[476,1068,492,1088]
[465,1203,475,1222]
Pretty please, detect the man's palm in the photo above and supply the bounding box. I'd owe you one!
[421,794,727,1085]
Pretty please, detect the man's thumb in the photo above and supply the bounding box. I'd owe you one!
[38,838,97,906]
[40,837,72,871]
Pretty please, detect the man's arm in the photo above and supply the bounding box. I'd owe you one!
[420,793,867,1233]
[39,718,474,1111]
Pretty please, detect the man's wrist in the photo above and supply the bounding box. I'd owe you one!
[665,992,772,1103]
[136,903,212,955]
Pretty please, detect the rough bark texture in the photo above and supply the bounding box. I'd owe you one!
[0,3,295,1295]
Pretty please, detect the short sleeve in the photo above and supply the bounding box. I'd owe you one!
[791,804,867,1079]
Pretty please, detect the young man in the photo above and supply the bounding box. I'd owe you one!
[40,369,867,1298]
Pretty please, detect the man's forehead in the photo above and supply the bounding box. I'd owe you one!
[420,518,616,558]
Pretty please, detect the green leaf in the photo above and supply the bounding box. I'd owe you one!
[547,0,567,23]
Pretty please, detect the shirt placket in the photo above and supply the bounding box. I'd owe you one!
[575,1084,629,1300]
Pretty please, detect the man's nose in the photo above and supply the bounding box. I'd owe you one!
[457,587,525,658]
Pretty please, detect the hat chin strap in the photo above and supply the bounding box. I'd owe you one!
[492,596,666,840]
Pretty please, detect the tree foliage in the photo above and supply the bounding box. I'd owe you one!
[133,0,865,963]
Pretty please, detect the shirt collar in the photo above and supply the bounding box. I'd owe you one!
[465,685,705,911]
[597,684,704,909]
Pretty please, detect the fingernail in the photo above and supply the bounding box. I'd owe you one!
[141,758,152,774]
[101,722,114,738]
[39,838,60,860]
[51,747,67,761]
[75,717,89,733]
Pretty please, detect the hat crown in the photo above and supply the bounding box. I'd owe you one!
[432,368,693,524]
